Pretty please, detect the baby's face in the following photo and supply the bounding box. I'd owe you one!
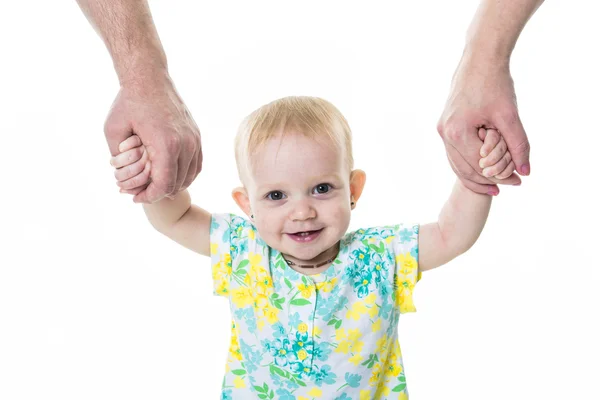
[243,131,356,264]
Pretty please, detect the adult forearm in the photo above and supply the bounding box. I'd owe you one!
[438,179,492,256]
[75,0,168,85]
[465,0,545,64]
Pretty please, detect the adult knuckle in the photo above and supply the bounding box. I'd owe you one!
[164,135,182,153]
[444,126,463,142]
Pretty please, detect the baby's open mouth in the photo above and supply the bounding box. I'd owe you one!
[287,229,323,242]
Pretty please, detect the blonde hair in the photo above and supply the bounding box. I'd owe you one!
[235,96,354,184]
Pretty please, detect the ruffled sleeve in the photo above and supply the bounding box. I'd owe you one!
[209,213,234,297]
[391,223,421,313]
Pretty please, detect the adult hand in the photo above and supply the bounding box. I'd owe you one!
[105,73,202,203]
[437,58,530,195]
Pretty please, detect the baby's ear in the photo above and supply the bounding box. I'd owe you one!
[232,187,252,218]
[350,169,367,205]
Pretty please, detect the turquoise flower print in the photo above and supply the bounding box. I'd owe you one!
[344,372,362,388]
[398,227,414,243]
[270,338,297,367]
[312,364,337,386]
[284,378,300,390]
[411,245,418,260]
[312,341,332,361]
[275,389,296,400]
[317,295,345,321]
[261,338,272,352]
[370,254,389,284]
[272,322,286,338]
[289,358,313,379]
[351,247,371,267]
[239,338,261,373]
[234,307,257,333]
[221,389,232,400]
[288,312,301,329]
[353,268,372,298]
[292,332,313,354]
[334,394,352,400]
[378,278,392,297]
[379,296,392,319]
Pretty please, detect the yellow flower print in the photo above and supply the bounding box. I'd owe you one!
[298,322,309,333]
[398,393,409,400]
[233,376,245,388]
[307,387,322,397]
[364,293,377,305]
[253,293,269,310]
[257,318,266,331]
[395,252,419,313]
[215,279,229,296]
[230,287,254,308]
[359,390,372,400]
[248,252,263,269]
[385,362,402,377]
[347,328,361,342]
[229,337,242,361]
[368,304,379,318]
[248,228,255,240]
[396,252,418,276]
[336,340,351,354]
[349,353,364,366]
[315,278,337,293]
[375,336,390,356]
[298,283,315,298]
[255,275,273,295]
[346,300,368,320]
[263,304,280,325]
[210,243,219,255]
[313,325,322,336]
[369,362,383,386]
[375,379,391,398]
[335,328,348,341]
[335,328,364,355]
[372,318,382,333]
[297,349,308,361]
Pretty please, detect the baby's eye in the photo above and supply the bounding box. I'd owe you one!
[266,191,286,201]
[313,183,332,195]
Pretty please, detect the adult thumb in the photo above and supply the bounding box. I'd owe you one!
[495,111,531,176]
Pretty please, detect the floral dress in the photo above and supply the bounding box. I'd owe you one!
[210,213,421,400]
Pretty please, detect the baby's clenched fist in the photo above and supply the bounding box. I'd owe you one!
[110,134,151,195]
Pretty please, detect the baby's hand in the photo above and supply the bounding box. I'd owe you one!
[478,128,515,179]
[110,134,151,195]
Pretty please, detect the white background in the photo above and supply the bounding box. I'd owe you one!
[1,1,599,399]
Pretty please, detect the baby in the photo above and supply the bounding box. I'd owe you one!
[111,96,512,400]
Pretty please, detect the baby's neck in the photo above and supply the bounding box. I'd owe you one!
[283,242,340,276]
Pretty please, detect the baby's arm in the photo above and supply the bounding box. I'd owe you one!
[111,135,211,256]
[418,128,501,272]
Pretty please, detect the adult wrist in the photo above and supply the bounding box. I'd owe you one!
[461,43,511,71]
[113,43,169,88]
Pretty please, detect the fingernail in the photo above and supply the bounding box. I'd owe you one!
[521,163,530,176]
[487,188,498,196]
[513,182,521,186]
[479,160,485,168]
[482,168,491,177]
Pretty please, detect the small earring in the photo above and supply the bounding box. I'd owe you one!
[251,214,254,219]
[351,202,355,206]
